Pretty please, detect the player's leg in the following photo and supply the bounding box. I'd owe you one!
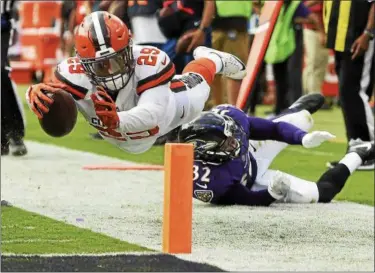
[1,67,27,156]
[252,94,324,179]
[254,169,320,203]
[252,109,314,179]
[255,142,374,203]
[167,47,247,130]
[317,142,374,202]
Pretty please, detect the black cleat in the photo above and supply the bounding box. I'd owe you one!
[10,139,27,156]
[327,140,375,171]
[289,94,325,115]
[348,142,374,163]
[1,144,9,156]
[327,159,375,171]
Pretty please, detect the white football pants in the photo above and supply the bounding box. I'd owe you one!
[250,110,321,203]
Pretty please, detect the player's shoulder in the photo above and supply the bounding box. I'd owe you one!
[212,104,249,127]
[133,45,175,95]
[54,57,94,100]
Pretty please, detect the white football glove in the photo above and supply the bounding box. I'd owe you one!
[267,171,291,200]
[302,131,336,149]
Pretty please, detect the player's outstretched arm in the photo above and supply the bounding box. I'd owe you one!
[247,116,307,144]
[301,131,336,148]
[247,116,335,147]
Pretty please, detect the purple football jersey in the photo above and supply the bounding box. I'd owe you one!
[193,105,257,204]
[192,105,307,206]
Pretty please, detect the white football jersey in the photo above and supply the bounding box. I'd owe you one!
[53,45,177,154]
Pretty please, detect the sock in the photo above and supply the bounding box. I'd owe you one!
[182,58,216,85]
[205,53,223,73]
[317,163,351,203]
[339,152,363,174]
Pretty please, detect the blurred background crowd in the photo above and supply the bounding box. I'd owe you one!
[2,0,375,169]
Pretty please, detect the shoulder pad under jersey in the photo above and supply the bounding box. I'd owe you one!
[133,45,175,95]
[53,57,94,100]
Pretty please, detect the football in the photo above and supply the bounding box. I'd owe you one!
[39,89,77,137]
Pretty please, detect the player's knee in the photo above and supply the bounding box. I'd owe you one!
[183,59,216,85]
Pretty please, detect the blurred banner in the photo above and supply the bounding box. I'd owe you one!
[11,1,63,83]
[264,50,339,104]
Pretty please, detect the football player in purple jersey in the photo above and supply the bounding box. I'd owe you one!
[178,94,374,205]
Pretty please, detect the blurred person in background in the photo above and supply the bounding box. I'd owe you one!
[158,0,215,74]
[1,0,27,156]
[99,0,130,26]
[61,0,93,58]
[60,0,76,58]
[153,0,215,144]
[245,2,268,116]
[302,0,331,109]
[209,0,253,106]
[324,0,375,170]
[126,0,165,48]
[264,0,325,116]
[287,19,304,103]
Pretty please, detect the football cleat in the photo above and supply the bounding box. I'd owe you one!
[327,140,375,171]
[1,144,9,156]
[10,138,27,156]
[348,141,374,164]
[193,46,246,80]
[288,93,325,115]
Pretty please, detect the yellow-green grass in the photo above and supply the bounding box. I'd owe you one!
[1,206,150,254]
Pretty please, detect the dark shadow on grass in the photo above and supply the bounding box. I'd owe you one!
[1,254,226,272]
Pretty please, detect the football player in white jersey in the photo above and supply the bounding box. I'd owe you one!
[26,11,246,154]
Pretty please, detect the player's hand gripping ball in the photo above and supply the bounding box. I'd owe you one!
[27,82,78,137]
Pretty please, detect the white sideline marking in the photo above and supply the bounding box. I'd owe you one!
[1,141,374,271]
[2,252,156,257]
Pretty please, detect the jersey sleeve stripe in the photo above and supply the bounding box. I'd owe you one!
[170,79,187,92]
[136,61,175,94]
[54,70,88,100]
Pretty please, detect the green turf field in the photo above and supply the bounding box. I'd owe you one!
[1,206,149,254]
[1,85,374,255]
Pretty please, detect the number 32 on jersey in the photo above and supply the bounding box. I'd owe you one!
[193,165,211,189]
[193,164,214,203]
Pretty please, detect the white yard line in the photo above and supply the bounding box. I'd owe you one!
[1,141,374,271]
